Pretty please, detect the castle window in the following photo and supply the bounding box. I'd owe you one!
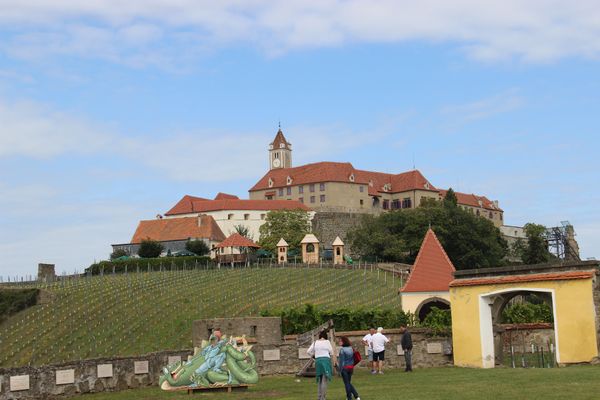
[476,209,481,216]
[383,200,390,210]
[349,174,355,182]
[260,214,266,220]
[274,152,279,159]
[359,186,364,193]
[309,184,315,193]
[402,198,412,209]
[244,214,250,220]
[320,195,326,203]
[228,214,234,220]
[310,196,316,203]
[278,188,284,196]
[489,212,493,219]
[299,185,304,194]
[391,199,400,209]
[280,143,285,148]
[287,187,292,195]
[360,199,364,206]
[268,178,273,188]
[299,197,304,203]
[286,176,292,185]
[320,183,326,191]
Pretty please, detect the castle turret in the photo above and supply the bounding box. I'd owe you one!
[269,127,292,170]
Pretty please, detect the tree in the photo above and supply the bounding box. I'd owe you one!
[233,224,252,240]
[185,239,210,256]
[443,188,458,208]
[521,223,552,264]
[110,249,129,260]
[347,199,508,270]
[137,239,164,258]
[259,209,311,253]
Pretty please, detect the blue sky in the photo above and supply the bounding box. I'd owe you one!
[0,1,599,277]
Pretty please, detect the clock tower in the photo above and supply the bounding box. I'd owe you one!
[269,127,292,170]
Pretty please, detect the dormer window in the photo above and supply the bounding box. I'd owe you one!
[383,183,391,192]
[349,174,355,182]
[269,144,273,150]
[369,180,373,187]
[286,176,293,185]
[280,143,285,148]
[268,178,273,188]
[424,182,430,190]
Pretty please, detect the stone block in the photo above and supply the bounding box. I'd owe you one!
[168,355,181,365]
[56,369,75,385]
[426,342,442,354]
[134,361,149,374]
[10,375,30,391]
[298,348,310,359]
[263,349,281,361]
[97,364,113,378]
[397,345,405,356]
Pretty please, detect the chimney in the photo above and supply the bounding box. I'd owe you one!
[493,200,499,208]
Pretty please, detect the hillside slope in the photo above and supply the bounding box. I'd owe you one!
[0,267,400,367]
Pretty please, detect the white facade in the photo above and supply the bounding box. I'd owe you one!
[164,209,315,242]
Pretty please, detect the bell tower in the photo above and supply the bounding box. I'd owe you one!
[269,127,292,170]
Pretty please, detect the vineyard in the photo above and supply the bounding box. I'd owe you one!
[0,266,401,368]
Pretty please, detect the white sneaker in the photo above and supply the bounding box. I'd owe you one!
[356,398,361,400]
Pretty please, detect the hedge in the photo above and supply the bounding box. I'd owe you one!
[85,256,213,275]
[0,289,39,323]
[261,303,413,335]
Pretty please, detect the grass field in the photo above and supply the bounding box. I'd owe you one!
[81,366,600,400]
[0,266,400,367]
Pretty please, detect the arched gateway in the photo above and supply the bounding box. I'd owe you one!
[450,260,600,368]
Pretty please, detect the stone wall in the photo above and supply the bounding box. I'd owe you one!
[0,350,191,400]
[192,317,283,346]
[37,264,56,282]
[311,212,367,254]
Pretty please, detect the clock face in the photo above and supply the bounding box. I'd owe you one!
[272,158,281,168]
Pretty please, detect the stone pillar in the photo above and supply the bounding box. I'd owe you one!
[37,263,56,282]
[300,234,320,264]
[276,238,289,264]
[332,236,345,265]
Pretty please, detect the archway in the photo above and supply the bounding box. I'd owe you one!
[415,297,451,322]
[479,288,558,368]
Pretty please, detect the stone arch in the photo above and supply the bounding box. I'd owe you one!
[479,288,558,368]
[415,297,451,322]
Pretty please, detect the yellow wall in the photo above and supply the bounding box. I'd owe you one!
[450,277,597,368]
[401,292,451,314]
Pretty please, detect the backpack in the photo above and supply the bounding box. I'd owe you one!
[353,349,362,366]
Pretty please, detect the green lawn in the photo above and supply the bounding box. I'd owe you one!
[82,366,600,400]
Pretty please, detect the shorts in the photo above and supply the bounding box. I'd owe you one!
[373,351,385,361]
[367,349,373,362]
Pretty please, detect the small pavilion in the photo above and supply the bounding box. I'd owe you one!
[300,234,320,264]
[215,233,260,266]
[276,238,289,264]
[332,236,345,265]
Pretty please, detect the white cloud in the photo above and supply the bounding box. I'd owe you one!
[0,1,599,66]
[441,89,525,124]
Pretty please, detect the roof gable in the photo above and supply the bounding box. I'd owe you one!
[131,216,226,244]
[165,197,309,215]
[401,229,456,293]
[216,233,260,248]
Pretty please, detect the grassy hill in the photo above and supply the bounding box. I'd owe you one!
[0,267,400,368]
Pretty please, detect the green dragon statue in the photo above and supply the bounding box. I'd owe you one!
[159,335,259,391]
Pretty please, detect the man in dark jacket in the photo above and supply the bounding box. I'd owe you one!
[400,325,413,372]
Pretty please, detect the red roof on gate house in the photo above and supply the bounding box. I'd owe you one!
[401,229,456,293]
[438,189,502,212]
[131,215,226,244]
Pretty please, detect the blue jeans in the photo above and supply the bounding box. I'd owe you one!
[340,368,359,400]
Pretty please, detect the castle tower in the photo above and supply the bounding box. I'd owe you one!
[269,127,292,170]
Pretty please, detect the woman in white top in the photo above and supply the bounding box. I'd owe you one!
[307,330,333,400]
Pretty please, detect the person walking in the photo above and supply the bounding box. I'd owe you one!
[362,327,376,374]
[307,330,333,400]
[400,324,413,372]
[371,327,390,374]
[337,336,361,400]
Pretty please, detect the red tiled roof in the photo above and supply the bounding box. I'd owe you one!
[401,229,456,293]
[271,129,291,150]
[165,197,308,216]
[131,216,226,244]
[449,270,595,288]
[215,233,260,248]
[164,195,209,216]
[249,162,436,194]
[214,192,239,200]
[439,189,502,212]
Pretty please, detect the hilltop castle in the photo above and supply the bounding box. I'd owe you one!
[249,128,504,227]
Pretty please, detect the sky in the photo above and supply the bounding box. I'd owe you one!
[0,1,599,277]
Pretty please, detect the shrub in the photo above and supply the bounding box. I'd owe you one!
[85,256,213,275]
[261,303,412,335]
[0,289,39,323]
[185,240,210,256]
[110,249,129,260]
[138,239,164,258]
[502,302,553,324]
[421,307,452,336]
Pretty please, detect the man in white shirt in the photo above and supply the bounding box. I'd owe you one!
[361,327,376,374]
[371,327,390,374]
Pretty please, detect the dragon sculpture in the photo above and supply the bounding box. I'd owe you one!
[159,335,259,391]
